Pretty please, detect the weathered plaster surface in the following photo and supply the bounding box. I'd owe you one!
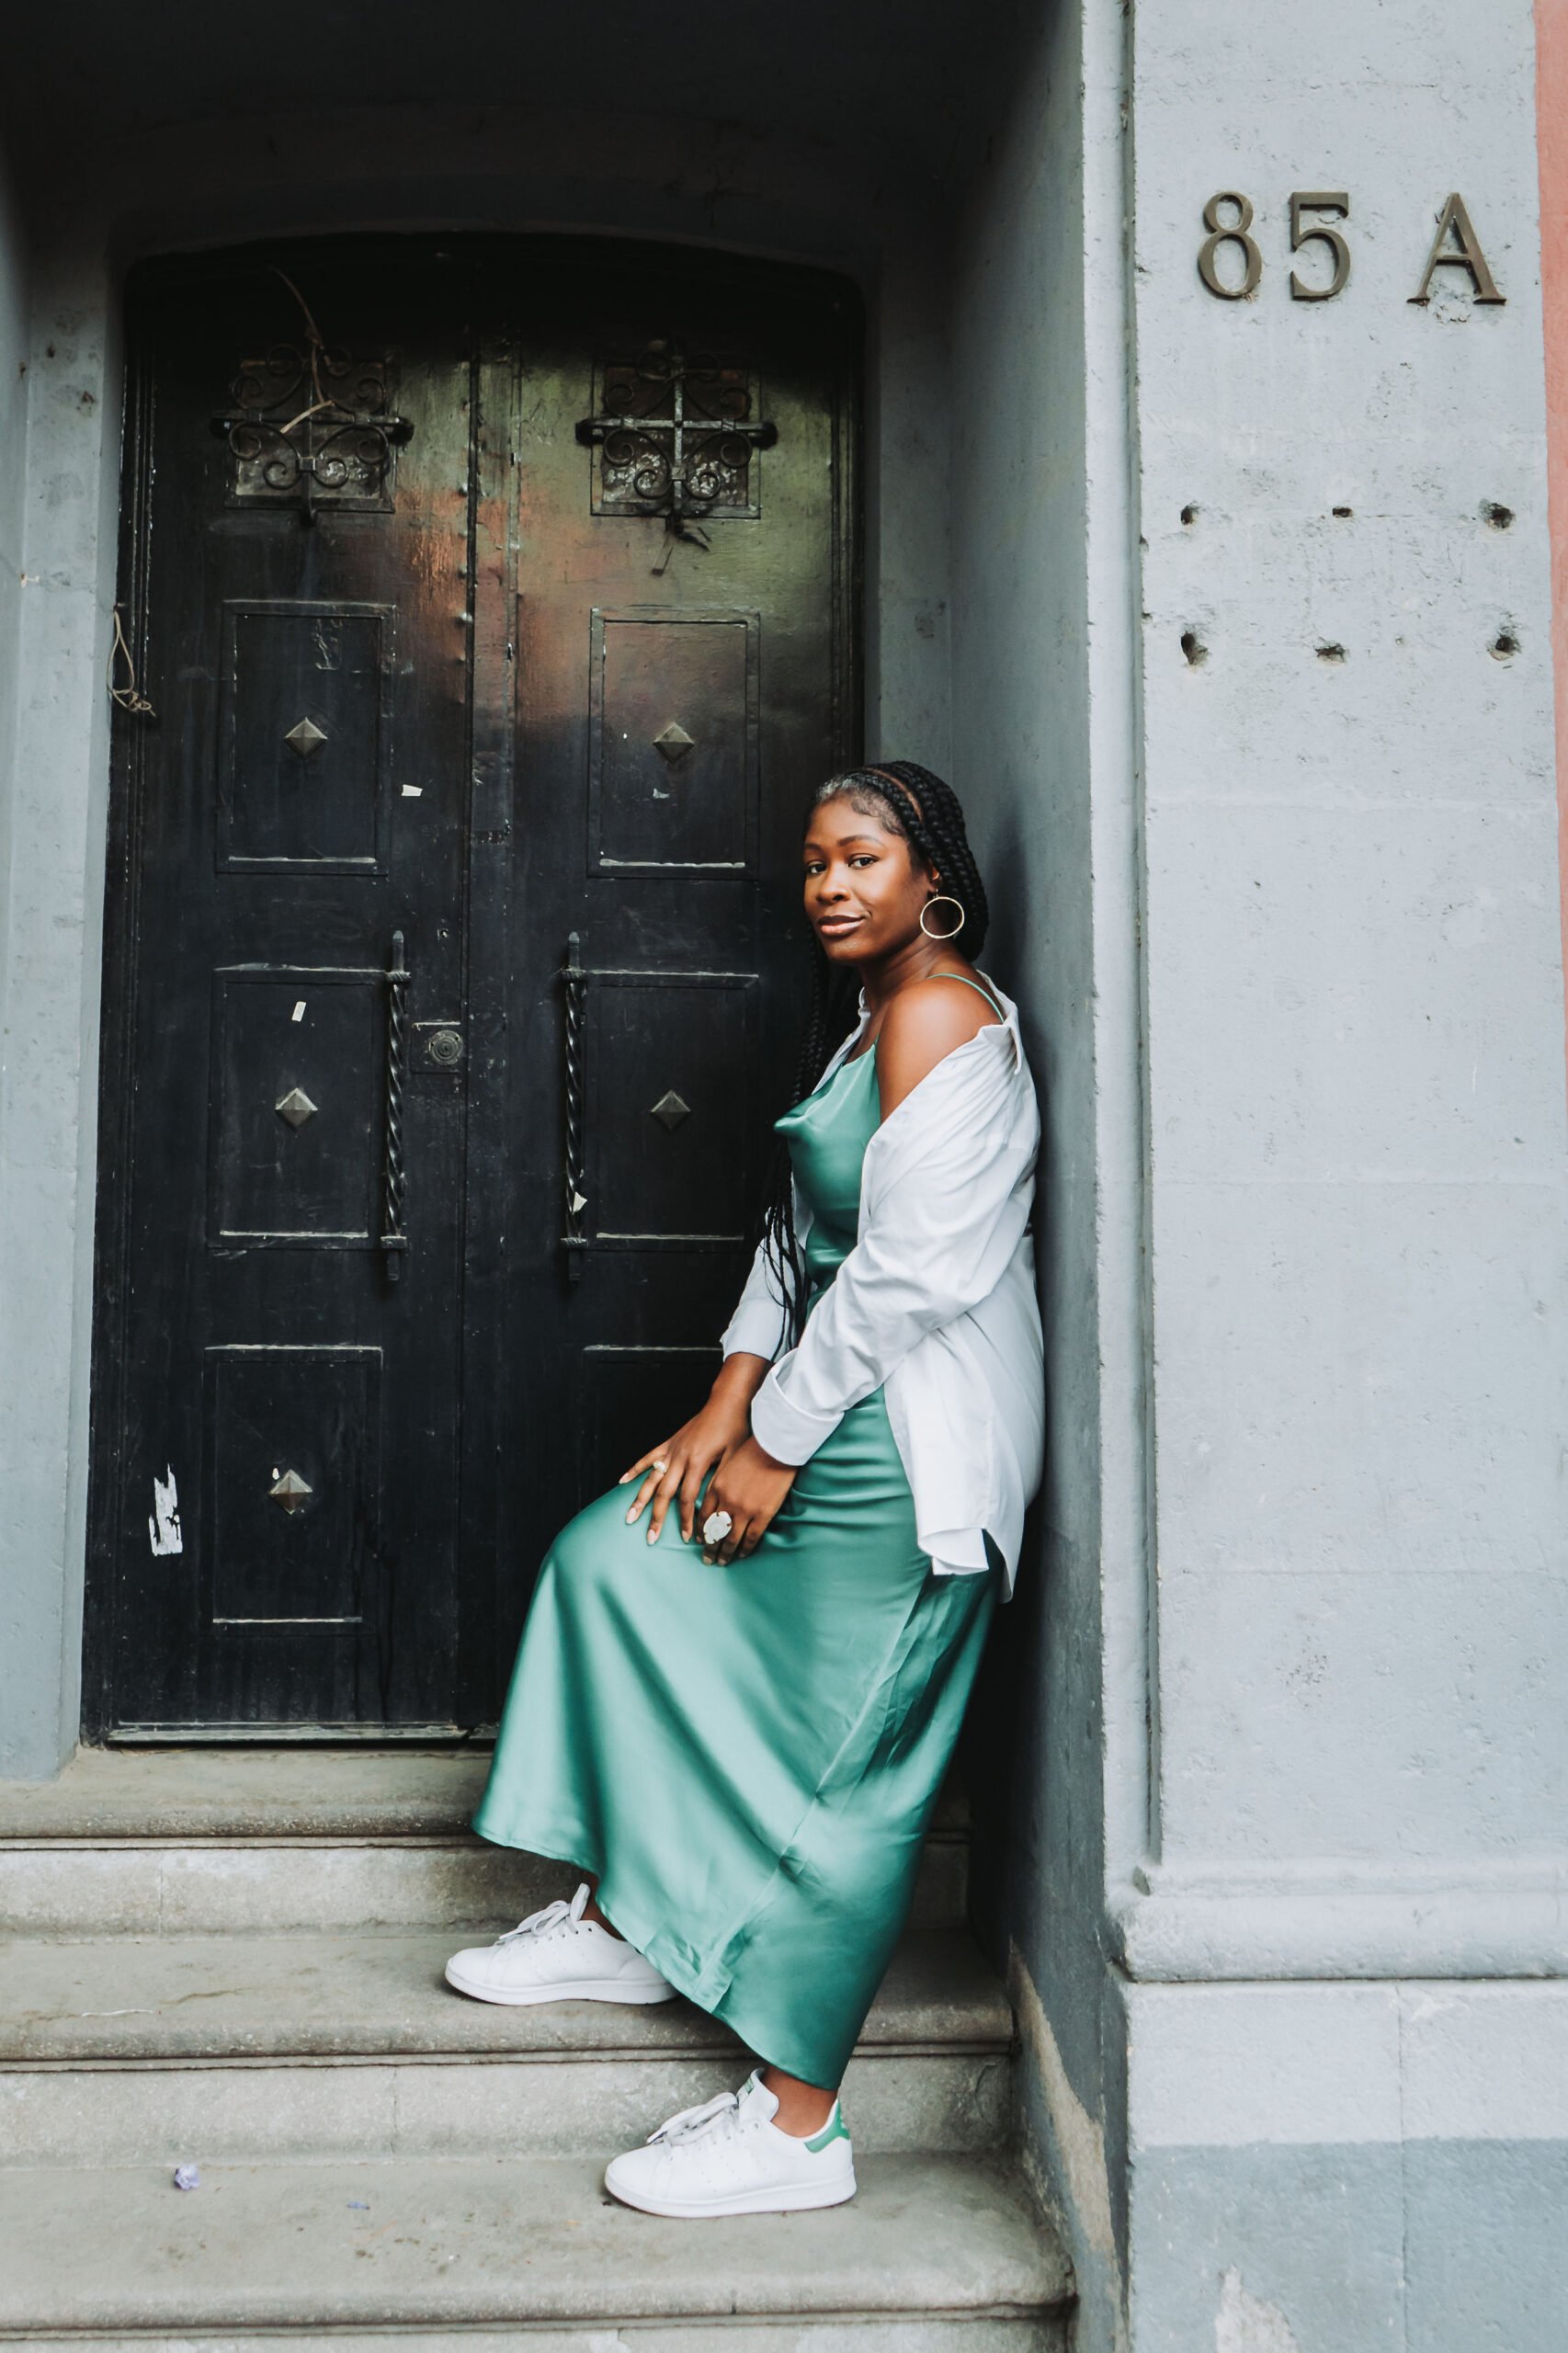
[1126,1978,1568,2352]
[948,5,1140,2347]
[1129,0,1566,1926]
[1537,0,1568,1072]
[0,255,117,1779]
[0,157,24,831]
[1105,0,1568,2345]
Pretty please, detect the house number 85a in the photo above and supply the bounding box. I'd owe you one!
[1198,191,1505,306]
[1199,191,1350,300]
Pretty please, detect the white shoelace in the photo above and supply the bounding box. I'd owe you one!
[647,2087,743,2145]
[494,1881,590,1946]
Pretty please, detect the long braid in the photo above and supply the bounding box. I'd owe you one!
[756,760,990,1347]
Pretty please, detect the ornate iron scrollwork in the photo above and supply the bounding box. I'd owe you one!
[576,338,777,569]
[212,268,412,522]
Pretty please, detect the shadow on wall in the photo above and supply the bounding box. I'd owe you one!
[960,796,1051,1949]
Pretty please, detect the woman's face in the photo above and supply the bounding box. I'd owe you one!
[801,794,932,966]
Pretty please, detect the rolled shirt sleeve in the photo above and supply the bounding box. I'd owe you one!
[719,1236,793,1367]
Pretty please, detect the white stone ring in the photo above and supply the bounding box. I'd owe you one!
[702,1509,734,1547]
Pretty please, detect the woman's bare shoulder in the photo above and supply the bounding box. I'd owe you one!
[876,973,1001,1116]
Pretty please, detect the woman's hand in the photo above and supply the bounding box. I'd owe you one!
[697,1435,798,1564]
[619,1354,770,1547]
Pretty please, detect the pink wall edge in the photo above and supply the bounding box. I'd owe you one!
[1536,0,1568,1087]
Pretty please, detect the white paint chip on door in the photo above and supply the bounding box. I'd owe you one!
[148,1467,182,1556]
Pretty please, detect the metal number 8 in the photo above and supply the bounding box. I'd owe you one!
[1198,193,1262,300]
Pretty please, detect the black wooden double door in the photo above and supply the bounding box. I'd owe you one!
[89,239,857,1737]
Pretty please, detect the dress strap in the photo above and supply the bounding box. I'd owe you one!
[928,970,1006,1022]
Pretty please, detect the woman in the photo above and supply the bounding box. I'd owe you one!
[445,760,1043,2220]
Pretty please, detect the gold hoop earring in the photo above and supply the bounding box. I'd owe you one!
[919,894,965,941]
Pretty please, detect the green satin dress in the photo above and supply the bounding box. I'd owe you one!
[472,1039,997,2088]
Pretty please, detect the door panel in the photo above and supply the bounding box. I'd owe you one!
[203,1346,381,1626]
[87,238,858,1737]
[588,608,758,872]
[210,966,383,1244]
[585,970,760,1244]
[218,601,392,873]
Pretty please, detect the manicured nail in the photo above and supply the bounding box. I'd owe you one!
[624,1506,639,1524]
[647,1524,660,1545]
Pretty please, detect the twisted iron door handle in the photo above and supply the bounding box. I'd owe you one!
[561,932,587,1282]
[381,928,409,1279]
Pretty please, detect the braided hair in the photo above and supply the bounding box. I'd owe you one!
[756,760,991,1346]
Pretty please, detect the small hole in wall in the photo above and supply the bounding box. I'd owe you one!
[1316,643,1346,663]
[1483,503,1515,529]
[1180,505,1198,525]
[1491,630,1519,659]
[1180,631,1208,666]
[1332,506,1352,518]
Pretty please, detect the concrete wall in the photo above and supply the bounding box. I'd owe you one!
[954,4,1568,2347]
[945,5,1136,2347]
[0,159,27,1762]
[0,230,119,1779]
[1110,0,1567,2345]
[1131,0,1563,1915]
[0,154,26,869]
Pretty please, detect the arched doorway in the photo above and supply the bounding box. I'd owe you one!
[85,234,859,1738]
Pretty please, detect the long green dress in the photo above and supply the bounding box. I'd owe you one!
[472,1038,997,2089]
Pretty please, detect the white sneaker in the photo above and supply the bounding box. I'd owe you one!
[444,1881,676,2006]
[604,2068,857,2218]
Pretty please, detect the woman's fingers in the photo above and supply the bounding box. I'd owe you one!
[700,1493,756,1565]
[623,1448,676,1529]
[677,1455,714,1546]
[719,1496,782,1564]
[696,1479,730,1562]
[619,1442,669,1487]
[645,1454,690,1543]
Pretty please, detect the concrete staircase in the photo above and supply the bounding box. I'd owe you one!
[0,1750,1072,2347]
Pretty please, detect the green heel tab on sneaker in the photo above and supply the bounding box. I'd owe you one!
[804,2106,850,2153]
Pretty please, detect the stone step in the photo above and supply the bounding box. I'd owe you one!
[0,1832,969,1938]
[0,1750,971,1936]
[0,2150,1072,2347]
[0,1927,1012,2165]
[0,1745,973,1841]
[0,1747,505,1841]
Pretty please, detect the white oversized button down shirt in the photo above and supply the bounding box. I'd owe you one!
[721,978,1043,1599]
